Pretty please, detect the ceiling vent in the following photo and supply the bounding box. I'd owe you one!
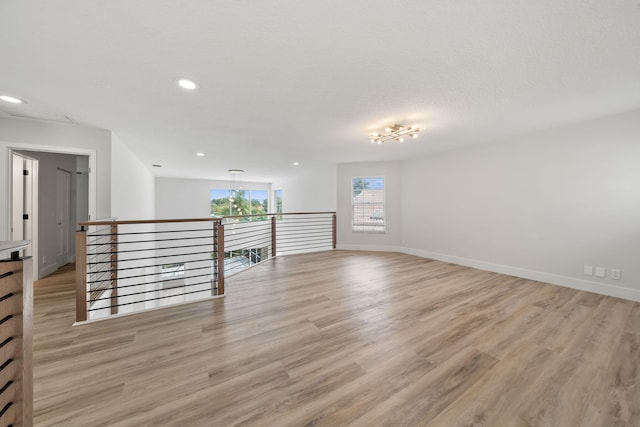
[0,105,75,124]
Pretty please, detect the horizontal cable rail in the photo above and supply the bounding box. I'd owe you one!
[275,214,334,255]
[76,218,222,322]
[76,212,336,322]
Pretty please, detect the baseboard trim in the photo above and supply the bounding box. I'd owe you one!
[401,247,640,302]
[332,245,640,302]
[39,263,58,279]
[336,244,404,253]
[74,294,226,326]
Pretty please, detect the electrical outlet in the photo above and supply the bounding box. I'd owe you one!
[42,255,46,264]
[595,266,606,278]
[611,269,621,280]
[583,265,593,276]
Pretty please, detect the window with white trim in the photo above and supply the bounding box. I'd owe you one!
[210,188,269,220]
[161,263,185,279]
[160,263,185,293]
[273,189,283,214]
[352,177,385,233]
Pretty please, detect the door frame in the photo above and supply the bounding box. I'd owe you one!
[11,152,39,279]
[4,142,97,275]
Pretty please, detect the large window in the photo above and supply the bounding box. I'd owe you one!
[352,177,385,233]
[273,189,283,214]
[210,189,269,219]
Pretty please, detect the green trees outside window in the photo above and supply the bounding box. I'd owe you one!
[210,189,269,221]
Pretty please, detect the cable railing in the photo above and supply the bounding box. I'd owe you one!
[75,212,336,322]
[275,213,335,255]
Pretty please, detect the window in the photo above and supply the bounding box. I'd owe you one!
[210,188,269,220]
[161,263,185,279]
[273,189,283,214]
[160,263,185,291]
[223,247,270,275]
[273,189,283,220]
[352,177,385,233]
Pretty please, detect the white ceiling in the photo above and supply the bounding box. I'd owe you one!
[1,0,639,182]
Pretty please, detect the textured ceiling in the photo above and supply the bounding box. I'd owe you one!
[1,0,639,182]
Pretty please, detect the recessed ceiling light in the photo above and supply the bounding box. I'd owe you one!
[176,78,198,90]
[152,164,162,168]
[0,95,25,104]
[196,152,205,157]
[293,162,300,166]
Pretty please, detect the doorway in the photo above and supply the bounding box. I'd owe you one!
[10,150,89,279]
[11,152,38,278]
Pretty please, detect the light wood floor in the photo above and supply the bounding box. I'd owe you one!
[33,251,640,426]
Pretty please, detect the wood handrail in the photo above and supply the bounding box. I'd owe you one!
[78,218,222,227]
[75,211,336,322]
[79,212,336,227]
[222,211,336,219]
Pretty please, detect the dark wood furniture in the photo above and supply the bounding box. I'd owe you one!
[0,242,33,427]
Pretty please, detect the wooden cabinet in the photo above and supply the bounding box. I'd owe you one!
[0,244,32,427]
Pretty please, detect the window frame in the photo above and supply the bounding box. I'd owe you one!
[351,176,386,234]
[273,189,283,214]
[160,262,185,279]
[209,188,270,219]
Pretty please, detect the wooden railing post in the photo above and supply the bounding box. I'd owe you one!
[110,223,118,315]
[332,213,337,249]
[271,215,277,257]
[72,213,335,320]
[75,228,88,322]
[216,222,225,295]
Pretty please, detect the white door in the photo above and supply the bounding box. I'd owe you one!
[11,152,38,278]
[11,155,24,241]
[23,158,35,256]
[56,169,71,267]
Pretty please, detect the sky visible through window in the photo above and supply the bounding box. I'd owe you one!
[210,189,229,200]
[367,178,384,189]
[352,177,385,233]
[210,188,268,218]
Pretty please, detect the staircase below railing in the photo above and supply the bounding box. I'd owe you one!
[75,212,336,322]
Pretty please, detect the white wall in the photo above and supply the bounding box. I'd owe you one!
[401,109,640,301]
[111,133,155,220]
[0,116,111,241]
[155,177,271,219]
[336,161,403,251]
[273,164,337,213]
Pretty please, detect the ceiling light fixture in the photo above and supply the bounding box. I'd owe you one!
[293,162,300,166]
[369,124,421,144]
[0,95,25,104]
[196,152,205,157]
[176,78,198,90]
[228,169,245,214]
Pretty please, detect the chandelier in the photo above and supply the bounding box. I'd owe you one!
[369,124,421,144]
[228,169,245,214]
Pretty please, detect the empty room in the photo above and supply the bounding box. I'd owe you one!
[1,1,639,426]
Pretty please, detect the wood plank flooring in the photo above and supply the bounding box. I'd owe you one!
[32,251,640,426]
